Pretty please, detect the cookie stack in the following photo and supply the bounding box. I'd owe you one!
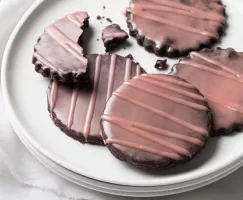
[32,0,243,170]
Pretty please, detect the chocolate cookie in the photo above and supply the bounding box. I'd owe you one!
[33,12,89,82]
[47,54,145,145]
[126,0,226,58]
[102,24,128,52]
[101,74,212,169]
[173,48,243,136]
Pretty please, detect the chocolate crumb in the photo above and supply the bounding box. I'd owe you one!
[106,18,112,23]
[97,39,99,41]
[97,15,101,20]
[102,16,105,19]
[123,47,126,50]
[154,59,168,71]
[103,6,106,9]
[126,54,134,60]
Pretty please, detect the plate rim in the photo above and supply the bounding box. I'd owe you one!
[15,120,243,197]
[2,0,243,187]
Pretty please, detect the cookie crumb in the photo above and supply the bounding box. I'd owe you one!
[97,15,101,20]
[106,18,112,23]
[154,59,168,70]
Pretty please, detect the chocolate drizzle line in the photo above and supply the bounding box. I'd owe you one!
[113,91,207,135]
[204,93,243,114]
[33,52,65,74]
[124,58,132,81]
[136,64,141,76]
[50,81,58,117]
[102,115,202,146]
[180,61,241,82]
[106,54,117,100]
[67,88,79,128]
[105,138,182,160]
[103,32,128,39]
[190,52,240,76]
[137,75,206,101]
[83,55,102,138]
[67,13,87,26]
[142,74,196,89]
[45,25,87,64]
[135,0,225,22]
[124,81,208,111]
[128,0,224,39]
[103,115,199,157]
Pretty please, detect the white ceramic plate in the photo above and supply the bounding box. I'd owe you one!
[2,0,243,187]
[15,122,243,197]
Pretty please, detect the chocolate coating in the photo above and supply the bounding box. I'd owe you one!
[33,12,89,82]
[47,54,145,145]
[173,48,243,136]
[101,74,211,169]
[102,24,129,52]
[126,0,226,57]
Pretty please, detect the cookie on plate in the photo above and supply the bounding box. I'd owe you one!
[173,47,243,136]
[47,54,145,145]
[101,74,212,169]
[126,0,226,57]
[102,24,129,52]
[33,11,89,82]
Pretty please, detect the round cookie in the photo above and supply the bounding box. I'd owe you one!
[173,48,243,136]
[126,0,226,57]
[101,74,212,169]
[33,12,89,82]
[47,54,145,145]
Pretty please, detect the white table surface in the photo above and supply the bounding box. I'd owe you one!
[0,0,243,199]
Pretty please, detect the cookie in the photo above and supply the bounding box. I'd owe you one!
[33,12,89,82]
[101,74,212,169]
[47,54,145,145]
[173,48,243,136]
[102,24,128,52]
[126,0,226,57]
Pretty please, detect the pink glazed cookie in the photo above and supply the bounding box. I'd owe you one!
[126,0,226,57]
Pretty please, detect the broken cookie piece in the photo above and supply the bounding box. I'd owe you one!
[102,24,128,52]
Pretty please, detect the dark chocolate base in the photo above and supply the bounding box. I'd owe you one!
[214,124,243,136]
[33,18,90,83]
[48,100,104,146]
[126,5,226,58]
[104,36,129,52]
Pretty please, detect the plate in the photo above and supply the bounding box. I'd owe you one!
[15,121,243,197]
[2,0,243,187]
